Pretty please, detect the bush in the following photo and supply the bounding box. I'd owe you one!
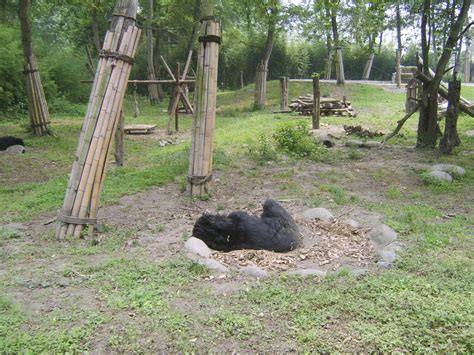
[272,120,327,160]
[251,133,278,162]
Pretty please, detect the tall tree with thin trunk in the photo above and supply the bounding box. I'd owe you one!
[328,0,344,85]
[417,0,471,148]
[254,0,280,110]
[324,5,333,80]
[18,0,51,136]
[91,1,102,53]
[395,0,402,88]
[146,0,160,104]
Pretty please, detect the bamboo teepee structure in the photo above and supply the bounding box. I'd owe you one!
[57,0,140,239]
[187,0,221,196]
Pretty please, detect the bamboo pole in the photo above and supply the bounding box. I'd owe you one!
[187,3,221,197]
[57,0,140,239]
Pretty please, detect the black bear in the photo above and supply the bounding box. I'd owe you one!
[192,199,300,253]
[0,136,25,151]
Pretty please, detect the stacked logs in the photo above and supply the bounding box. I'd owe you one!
[290,95,356,117]
[57,0,140,239]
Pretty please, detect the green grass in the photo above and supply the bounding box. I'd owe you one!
[1,80,473,352]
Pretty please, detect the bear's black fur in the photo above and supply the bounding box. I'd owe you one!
[0,136,25,151]
[192,199,300,253]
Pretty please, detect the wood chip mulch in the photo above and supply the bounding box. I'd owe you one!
[211,219,376,271]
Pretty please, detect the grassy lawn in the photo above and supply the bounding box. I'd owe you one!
[0,81,473,352]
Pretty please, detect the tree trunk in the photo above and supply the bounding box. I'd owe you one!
[396,0,402,88]
[324,6,332,80]
[187,0,220,196]
[440,78,461,154]
[153,29,164,99]
[362,35,375,80]
[464,38,471,83]
[417,0,471,148]
[146,0,160,104]
[254,20,275,109]
[19,0,51,136]
[91,2,102,53]
[330,0,344,85]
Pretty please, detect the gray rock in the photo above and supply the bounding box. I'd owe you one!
[430,164,465,177]
[288,268,326,277]
[6,145,26,155]
[428,170,453,182]
[345,140,364,148]
[378,250,397,264]
[240,265,268,278]
[184,237,212,258]
[343,218,361,228]
[349,268,368,276]
[198,258,228,272]
[368,224,398,247]
[302,208,334,222]
[363,141,382,149]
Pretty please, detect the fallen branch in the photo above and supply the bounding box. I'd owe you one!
[381,104,419,147]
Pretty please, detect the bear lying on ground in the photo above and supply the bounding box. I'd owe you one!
[0,136,25,151]
[192,199,300,253]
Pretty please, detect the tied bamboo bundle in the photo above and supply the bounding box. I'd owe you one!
[19,0,51,136]
[57,0,140,239]
[187,6,221,196]
[24,57,51,136]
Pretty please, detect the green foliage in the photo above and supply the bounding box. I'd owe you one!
[273,120,328,160]
[0,25,24,115]
[252,133,278,161]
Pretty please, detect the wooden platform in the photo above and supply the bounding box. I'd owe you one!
[124,124,157,134]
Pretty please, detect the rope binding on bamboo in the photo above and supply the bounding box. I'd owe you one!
[111,13,136,20]
[57,210,97,225]
[23,68,39,74]
[198,35,221,44]
[188,174,213,185]
[199,15,218,22]
[99,50,135,64]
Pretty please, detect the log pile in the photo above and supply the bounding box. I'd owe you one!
[290,95,356,117]
[57,0,140,239]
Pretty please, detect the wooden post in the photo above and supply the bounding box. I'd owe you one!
[312,76,320,129]
[114,110,124,166]
[56,0,140,239]
[279,76,289,111]
[187,0,220,196]
[240,71,244,89]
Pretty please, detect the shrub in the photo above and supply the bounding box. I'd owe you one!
[272,120,327,160]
